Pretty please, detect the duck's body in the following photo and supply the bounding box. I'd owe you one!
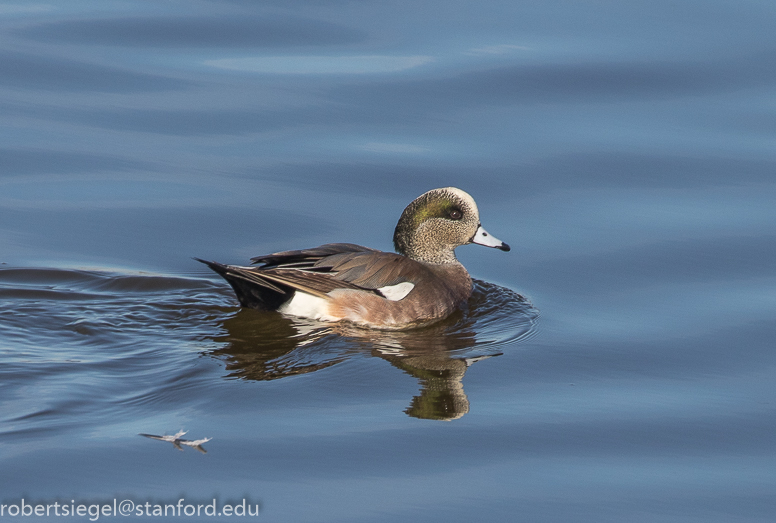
[198,187,509,330]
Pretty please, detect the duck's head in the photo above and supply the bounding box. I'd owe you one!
[393,187,510,264]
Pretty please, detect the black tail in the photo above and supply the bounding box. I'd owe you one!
[194,258,294,311]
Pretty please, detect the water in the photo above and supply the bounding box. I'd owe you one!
[1,1,775,521]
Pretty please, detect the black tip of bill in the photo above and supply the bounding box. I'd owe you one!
[498,242,511,252]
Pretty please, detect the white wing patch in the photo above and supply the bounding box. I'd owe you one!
[378,281,415,301]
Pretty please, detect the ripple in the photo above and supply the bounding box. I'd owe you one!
[0,267,537,424]
[0,266,228,440]
[0,267,225,358]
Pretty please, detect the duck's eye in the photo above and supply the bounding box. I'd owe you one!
[449,209,463,220]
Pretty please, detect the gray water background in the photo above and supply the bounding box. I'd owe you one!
[1,1,775,521]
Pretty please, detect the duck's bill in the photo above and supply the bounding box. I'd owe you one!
[472,225,510,252]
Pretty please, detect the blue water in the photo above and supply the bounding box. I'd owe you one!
[2,1,775,521]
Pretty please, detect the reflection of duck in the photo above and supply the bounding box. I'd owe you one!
[209,309,343,381]
[208,281,536,420]
[198,188,509,330]
[383,354,496,421]
[339,319,497,421]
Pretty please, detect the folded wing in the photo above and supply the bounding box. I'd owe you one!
[198,243,431,310]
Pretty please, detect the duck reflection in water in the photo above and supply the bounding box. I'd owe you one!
[208,280,536,421]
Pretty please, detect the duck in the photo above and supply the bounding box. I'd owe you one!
[196,187,509,330]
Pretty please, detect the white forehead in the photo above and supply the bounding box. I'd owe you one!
[440,187,479,215]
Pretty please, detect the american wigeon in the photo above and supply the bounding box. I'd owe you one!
[197,187,509,330]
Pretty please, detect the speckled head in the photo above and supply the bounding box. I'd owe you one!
[393,187,510,264]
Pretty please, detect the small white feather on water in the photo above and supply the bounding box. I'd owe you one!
[139,430,212,453]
